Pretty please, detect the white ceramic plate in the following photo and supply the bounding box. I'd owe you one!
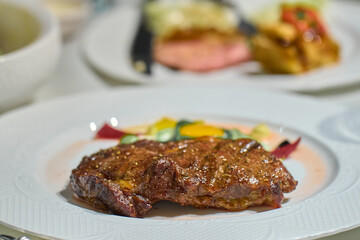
[82,0,360,92]
[0,85,360,239]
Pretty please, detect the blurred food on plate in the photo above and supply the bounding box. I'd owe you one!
[137,0,340,75]
[251,2,340,74]
[145,0,252,72]
[42,0,90,38]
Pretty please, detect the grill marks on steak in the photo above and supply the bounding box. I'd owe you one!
[70,137,297,217]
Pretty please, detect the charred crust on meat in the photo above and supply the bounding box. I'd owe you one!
[70,137,297,217]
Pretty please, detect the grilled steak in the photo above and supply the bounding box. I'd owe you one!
[70,137,297,218]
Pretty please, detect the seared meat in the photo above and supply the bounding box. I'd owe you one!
[70,137,297,218]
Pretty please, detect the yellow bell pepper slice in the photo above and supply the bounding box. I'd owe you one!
[180,123,224,138]
[147,117,177,135]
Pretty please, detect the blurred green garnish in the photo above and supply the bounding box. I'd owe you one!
[145,0,237,38]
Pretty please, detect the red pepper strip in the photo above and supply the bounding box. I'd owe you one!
[303,8,327,35]
[271,137,301,159]
[281,6,327,35]
[95,123,127,139]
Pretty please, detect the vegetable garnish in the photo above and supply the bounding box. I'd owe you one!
[95,123,128,139]
[249,123,271,141]
[272,138,301,159]
[147,117,177,136]
[281,4,326,35]
[95,118,301,160]
[120,134,139,144]
[180,123,224,138]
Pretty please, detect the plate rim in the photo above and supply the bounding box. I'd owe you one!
[1,85,359,240]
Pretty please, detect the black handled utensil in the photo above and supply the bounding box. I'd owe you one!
[130,3,153,75]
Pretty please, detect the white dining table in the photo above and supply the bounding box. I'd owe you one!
[1,10,360,240]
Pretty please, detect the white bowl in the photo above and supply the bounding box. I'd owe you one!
[0,0,61,112]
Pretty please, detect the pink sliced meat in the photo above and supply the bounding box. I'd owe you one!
[153,34,251,72]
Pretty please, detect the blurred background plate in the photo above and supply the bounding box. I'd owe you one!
[81,0,360,92]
